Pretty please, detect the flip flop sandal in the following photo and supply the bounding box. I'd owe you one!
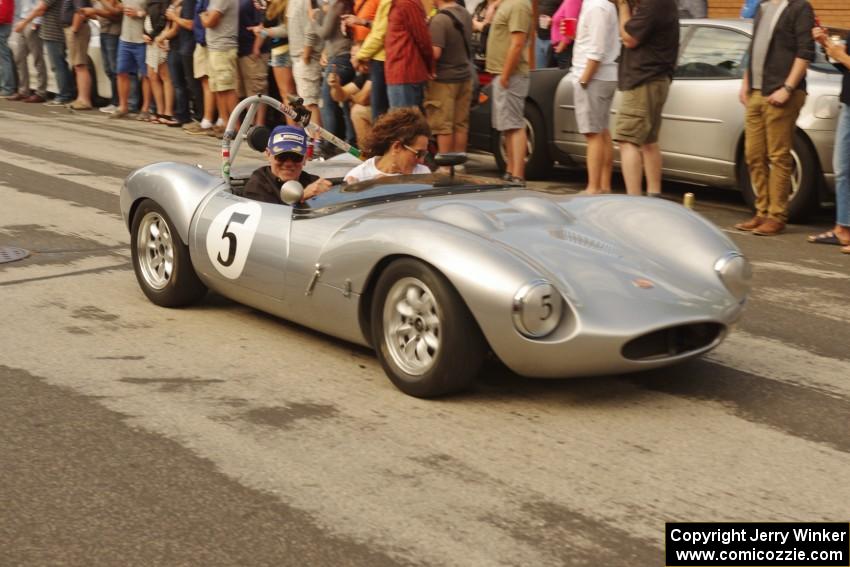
[807,231,849,246]
[158,114,179,126]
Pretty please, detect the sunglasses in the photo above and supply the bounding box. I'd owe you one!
[402,144,428,160]
[274,152,305,163]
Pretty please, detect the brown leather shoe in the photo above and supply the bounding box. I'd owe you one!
[734,216,765,231]
[23,94,46,103]
[752,218,786,236]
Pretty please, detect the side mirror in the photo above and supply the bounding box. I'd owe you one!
[433,152,468,177]
[280,180,304,205]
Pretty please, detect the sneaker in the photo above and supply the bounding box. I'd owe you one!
[206,125,226,138]
[108,109,130,119]
[23,94,46,103]
[183,121,211,135]
[44,99,69,107]
[99,104,117,114]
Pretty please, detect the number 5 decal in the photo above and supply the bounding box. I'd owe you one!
[206,202,262,279]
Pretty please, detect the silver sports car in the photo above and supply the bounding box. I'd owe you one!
[120,96,751,398]
[469,19,846,222]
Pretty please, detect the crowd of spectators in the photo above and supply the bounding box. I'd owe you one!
[0,0,847,235]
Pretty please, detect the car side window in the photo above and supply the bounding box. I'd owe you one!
[675,26,750,80]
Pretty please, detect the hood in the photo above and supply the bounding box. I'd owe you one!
[385,191,743,322]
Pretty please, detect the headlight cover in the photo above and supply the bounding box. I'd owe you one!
[512,280,563,338]
[714,252,752,302]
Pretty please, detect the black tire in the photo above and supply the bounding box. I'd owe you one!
[371,258,486,398]
[737,130,820,222]
[130,199,207,307]
[492,102,552,180]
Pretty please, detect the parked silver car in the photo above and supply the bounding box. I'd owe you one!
[120,96,751,398]
[469,19,845,221]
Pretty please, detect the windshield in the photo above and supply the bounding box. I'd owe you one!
[295,173,512,216]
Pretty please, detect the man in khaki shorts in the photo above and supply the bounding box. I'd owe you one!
[613,0,678,196]
[425,0,473,167]
[200,0,238,137]
[62,0,94,109]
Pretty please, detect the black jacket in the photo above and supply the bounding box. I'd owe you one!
[747,0,815,95]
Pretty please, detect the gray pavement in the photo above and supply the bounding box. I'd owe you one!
[0,100,848,566]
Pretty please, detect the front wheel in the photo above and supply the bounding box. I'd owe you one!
[738,131,820,222]
[371,259,486,398]
[131,199,207,307]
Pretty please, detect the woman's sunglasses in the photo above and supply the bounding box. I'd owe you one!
[402,144,428,160]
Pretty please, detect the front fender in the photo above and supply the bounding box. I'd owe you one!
[316,217,542,353]
[120,162,224,244]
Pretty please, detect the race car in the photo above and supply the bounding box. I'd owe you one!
[120,95,751,398]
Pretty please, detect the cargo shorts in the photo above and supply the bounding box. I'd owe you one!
[614,76,671,146]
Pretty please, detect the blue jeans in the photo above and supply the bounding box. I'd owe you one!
[369,59,389,121]
[167,48,190,122]
[100,32,119,105]
[321,54,355,140]
[535,36,552,69]
[835,103,850,227]
[387,82,424,109]
[0,24,17,95]
[44,39,74,102]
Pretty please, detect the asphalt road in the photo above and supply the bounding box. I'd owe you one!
[1,101,849,567]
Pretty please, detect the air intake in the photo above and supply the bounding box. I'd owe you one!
[621,323,724,361]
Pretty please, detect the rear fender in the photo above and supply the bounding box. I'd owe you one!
[120,162,224,244]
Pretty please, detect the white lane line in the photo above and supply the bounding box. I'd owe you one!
[708,329,850,399]
[0,148,124,195]
[753,260,850,281]
[755,286,850,325]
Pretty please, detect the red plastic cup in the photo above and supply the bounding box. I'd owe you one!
[560,18,577,39]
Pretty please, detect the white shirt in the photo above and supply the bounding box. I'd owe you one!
[344,157,431,183]
[569,0,620,83]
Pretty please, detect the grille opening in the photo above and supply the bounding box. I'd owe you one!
[621,323,724,361]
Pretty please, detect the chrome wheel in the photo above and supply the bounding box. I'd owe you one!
[499,117,534,166]
[789,149,802,201]
[137,211,174,290]
[382,277,441,376]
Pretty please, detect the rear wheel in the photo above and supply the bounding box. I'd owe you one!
[493,102,552,180]
[371,259,486,398]
[738,131,819,222]
[131,199,207,307]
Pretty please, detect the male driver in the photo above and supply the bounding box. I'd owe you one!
[613,0,678,196]
[243,125,333,204]
[486,0,532,184]
[734,0,815,236]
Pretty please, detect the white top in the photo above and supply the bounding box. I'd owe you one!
[569,0,620,83]
[344,157,431,183]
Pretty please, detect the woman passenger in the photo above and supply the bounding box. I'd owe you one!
[344,107,432,183]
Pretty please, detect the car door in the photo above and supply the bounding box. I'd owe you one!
[659,24,751,186]
[190,189,294,303]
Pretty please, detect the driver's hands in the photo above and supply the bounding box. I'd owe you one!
[302,178,333,201]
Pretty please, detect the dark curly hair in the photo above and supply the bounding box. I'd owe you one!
[361,107,431,159]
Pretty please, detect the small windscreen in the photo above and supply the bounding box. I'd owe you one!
[296,173,511,215]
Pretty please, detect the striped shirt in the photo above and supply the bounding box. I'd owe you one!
[39,0,66,42]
